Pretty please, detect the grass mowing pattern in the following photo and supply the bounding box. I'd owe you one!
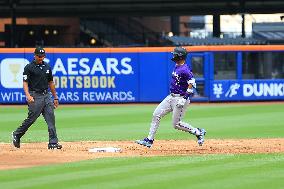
[1,103,284,142]
[0,154,284,189]
[1,104,284,189]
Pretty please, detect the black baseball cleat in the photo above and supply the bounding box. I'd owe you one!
[12,132,20,148]
[48,143,62,149]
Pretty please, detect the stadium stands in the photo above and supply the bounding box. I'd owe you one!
[165,36,267,46]
[80,18,170,47]
[253,22,284,44]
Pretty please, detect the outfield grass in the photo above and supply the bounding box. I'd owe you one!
[0,154,284,189]
[0,103,284,142]
[1,103,284,189]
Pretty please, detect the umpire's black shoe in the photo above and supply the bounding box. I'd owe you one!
[12,132,20,148]
[48,143,62,149]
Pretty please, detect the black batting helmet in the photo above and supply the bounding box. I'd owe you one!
[171,46,188,62]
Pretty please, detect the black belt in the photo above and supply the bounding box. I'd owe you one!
[31,90,48,95]
[170,93,183,97]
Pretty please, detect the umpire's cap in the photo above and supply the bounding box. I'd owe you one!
[171,46,188,62]
[34,47,46,56]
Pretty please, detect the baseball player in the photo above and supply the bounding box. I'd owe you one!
[12,47,62,149]
[136,46,206,148]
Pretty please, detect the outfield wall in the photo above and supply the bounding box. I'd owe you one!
[0,46,283,104]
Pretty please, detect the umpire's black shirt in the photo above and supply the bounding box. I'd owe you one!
[23,60,53,92]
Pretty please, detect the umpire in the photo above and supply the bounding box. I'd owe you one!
[12,47,62,149]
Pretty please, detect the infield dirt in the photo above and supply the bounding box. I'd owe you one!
[1,138,284,170]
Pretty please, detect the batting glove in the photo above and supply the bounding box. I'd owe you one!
[187,88,194,94]
[176,98,187,108]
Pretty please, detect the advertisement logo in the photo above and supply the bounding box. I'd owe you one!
[211,81,284,101]
[243,83,284,97]
[225,83,240,97]
[0,58,29,88]
[213,83,223,98]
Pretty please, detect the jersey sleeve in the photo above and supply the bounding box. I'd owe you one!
[186,70,196,88]
[23,65,30,82]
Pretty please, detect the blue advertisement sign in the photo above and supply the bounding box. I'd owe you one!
[210,80,284,101]
[2,48,283,104]
[0,50,172,104]
[50,53,139,103]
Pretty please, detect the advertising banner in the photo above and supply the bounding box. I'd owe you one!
[0,49,171,104]
[2,47,283,104]
[210,80,284,101]
[50,52,139,103]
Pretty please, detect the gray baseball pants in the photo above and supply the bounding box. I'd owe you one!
[14,91,58,144]
[147,94,200,140]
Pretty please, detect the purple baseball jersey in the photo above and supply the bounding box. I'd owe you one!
[170,64,194,95]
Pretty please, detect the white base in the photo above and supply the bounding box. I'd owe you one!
[88,147,121,153]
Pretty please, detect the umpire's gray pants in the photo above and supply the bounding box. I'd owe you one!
[14,91,58,144]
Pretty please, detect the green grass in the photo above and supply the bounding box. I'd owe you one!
[1,103,284,189]
[1,103,284,142]
[0,154,284,189]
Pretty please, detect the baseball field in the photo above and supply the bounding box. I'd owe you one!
[0,102,284,189]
